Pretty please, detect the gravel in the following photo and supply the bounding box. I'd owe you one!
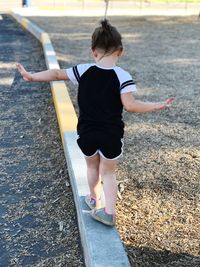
[0,14,84,267]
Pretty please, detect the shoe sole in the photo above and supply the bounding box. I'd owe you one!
[85,201,95,210]
[85,196,95,210]
[90,211,115,226]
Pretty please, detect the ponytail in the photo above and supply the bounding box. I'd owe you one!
[91,19,123,53]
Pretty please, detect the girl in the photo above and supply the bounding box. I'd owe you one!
[17,19,174,226]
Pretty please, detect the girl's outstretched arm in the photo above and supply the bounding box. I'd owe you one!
[121,92,175,113]
[16,63,69,82]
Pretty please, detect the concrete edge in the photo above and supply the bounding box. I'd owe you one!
[63,132,131,267]
[10,11,131,267]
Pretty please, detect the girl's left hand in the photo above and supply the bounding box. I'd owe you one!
[155,97,175,111]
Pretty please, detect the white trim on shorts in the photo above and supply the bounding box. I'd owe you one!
[82,139,124,160]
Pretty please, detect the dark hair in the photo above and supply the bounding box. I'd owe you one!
[91,19,123,54]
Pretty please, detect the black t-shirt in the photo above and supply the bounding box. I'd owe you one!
[66,63,136,138]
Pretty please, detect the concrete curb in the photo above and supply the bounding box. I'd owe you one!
[11,11,131,267]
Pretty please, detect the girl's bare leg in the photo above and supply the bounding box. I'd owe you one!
[99,157,118,215]
[85,154,102,208]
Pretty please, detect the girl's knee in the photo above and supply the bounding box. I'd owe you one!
[99,157,117,176]
[85,154,100,168]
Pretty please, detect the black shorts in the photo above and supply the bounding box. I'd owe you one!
[77,132,123,160]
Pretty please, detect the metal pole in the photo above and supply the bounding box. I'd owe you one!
[185,0,188,12]
[104,0,109,19]
[82,0,85,10]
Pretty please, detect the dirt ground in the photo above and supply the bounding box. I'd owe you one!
[0,15,84,266]
[28,15,200,266]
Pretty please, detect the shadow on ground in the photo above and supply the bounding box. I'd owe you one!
[126,245,200,267]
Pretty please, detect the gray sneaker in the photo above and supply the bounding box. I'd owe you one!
[85,195,96,209]
[90,208,116,226]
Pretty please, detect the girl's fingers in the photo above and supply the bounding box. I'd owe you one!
[16,63,26,73]
[166,97,175,105]
[16,64,23,74]
[16,63,32,81]
[16,63,22,69]
[159,96,175,110]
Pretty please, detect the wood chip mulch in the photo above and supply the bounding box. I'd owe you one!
[28,15,200,267]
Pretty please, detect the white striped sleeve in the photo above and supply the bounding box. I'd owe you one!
[66,63,93,85]
[66,66,78,85]
[114,67,137,94]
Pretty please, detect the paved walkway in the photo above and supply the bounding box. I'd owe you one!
[0,14,83,267]
[11,1,200,17]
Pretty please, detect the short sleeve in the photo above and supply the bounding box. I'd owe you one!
[114,67,137,94]
[66,63,94,85]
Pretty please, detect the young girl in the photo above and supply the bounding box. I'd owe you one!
[17,19,174,226]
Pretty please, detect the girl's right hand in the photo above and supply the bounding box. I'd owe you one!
[16,63,33,81]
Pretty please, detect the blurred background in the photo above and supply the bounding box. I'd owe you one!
[1,0,200,12]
